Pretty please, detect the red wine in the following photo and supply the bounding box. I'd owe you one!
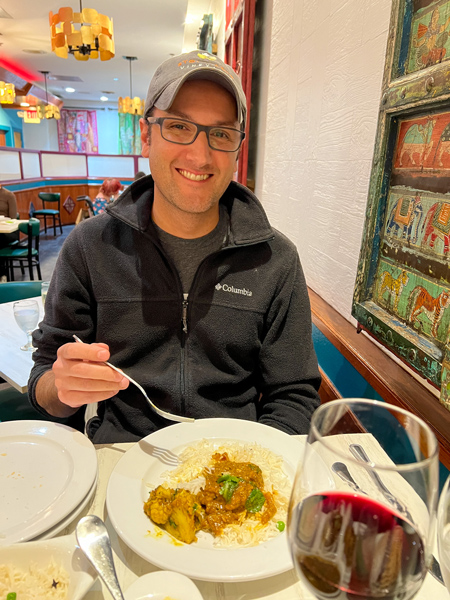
[289,492,426,600]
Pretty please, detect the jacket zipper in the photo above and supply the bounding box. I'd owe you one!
[179,297,188,414]
[182,298,188,334]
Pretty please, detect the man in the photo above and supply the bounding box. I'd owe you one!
[29,51,321,443]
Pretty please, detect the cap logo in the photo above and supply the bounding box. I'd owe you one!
[197,52,217,61]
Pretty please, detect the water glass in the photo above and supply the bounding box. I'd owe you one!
[13,299,40,351]
[41,281,50,308]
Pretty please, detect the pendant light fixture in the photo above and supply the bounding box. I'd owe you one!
[118,56,144,115]
[40,71,61,120]
[50,1,114,61]
[0,81,15,104]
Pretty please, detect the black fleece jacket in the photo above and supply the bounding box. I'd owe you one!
[29,177,321,442]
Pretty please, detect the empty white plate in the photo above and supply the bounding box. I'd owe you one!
[0,420,97,545]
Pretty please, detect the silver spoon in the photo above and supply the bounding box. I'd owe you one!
[73,334,194,424]
[76,515,125,600]
[331,462,368,495]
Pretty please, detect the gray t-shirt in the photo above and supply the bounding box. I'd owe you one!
[155,205,228,294]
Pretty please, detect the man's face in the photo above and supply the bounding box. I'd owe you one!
[140,79,239,225]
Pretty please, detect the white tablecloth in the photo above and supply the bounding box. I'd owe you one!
[0,296,43,392]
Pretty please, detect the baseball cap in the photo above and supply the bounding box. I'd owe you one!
[144,51,247,128]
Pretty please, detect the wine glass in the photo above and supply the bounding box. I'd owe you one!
[437,474,450,590]
[287,399,439,600]
[13,299,40,351]
[41,281,50,308]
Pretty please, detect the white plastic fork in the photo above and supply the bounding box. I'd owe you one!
[73,335,194,424]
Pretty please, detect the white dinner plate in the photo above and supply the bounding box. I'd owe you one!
[0,420,97,545]
[32,473,98,541]
[106,418,333,582]
[125,571,204,600]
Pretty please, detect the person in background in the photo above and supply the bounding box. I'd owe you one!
[134,171,146,180]
[92,178,124,215]
[0,184,19,279]
[29,50,321,443]
[0,184,18,219]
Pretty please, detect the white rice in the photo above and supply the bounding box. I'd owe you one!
[158,439,292,548]
[0,559,69,600]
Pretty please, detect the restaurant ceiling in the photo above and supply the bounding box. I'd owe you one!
[0,0,213,110]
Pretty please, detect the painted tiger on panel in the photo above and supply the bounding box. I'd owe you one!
[408,286,450,338]
[378,270,409,311]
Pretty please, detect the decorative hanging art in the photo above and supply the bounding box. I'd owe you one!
[57,109,98,153]
[49,1,114,61]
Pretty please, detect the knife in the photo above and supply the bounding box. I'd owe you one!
[349,443,445,585]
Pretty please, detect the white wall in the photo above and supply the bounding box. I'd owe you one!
[96,108,119,155]
[23,118,59,151]
[256,0,392,322]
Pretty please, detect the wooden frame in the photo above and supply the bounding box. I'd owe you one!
[353,0,450,408]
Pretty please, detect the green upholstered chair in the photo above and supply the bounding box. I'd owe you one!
[0,386,86,432]
[0,280,43,304]
[0,386,50,423]
[0,218,42,281]
[35,192,63,236]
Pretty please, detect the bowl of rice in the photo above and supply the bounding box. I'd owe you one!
[0,533,97,600]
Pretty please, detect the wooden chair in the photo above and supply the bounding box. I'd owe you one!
[0,219,42,281]
[34,192,63,236]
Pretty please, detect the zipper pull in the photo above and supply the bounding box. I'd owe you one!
[182,299,188,334]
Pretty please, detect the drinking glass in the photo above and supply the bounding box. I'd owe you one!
[437,474,450,590]
[41,281,50,308]
[287,399,439,600]
[13,299,40,351]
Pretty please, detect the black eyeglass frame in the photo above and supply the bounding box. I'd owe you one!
[146,116,246,152]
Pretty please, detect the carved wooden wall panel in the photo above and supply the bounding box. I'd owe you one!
[353,0,450,411]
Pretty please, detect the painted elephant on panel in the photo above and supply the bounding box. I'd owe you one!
[386,195,423,243]
[421,202,450,254]
[434,121,450,166]
[398,119,435,166]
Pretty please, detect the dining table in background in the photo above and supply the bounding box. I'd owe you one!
[0,218,28,234]
[54,438,448,600]
[0,295,43,392]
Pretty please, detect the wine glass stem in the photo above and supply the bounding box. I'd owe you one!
[27,332,33,348]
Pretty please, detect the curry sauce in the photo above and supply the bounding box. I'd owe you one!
[143,452,277,544]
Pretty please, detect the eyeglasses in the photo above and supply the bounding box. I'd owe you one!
[146,116,245,152]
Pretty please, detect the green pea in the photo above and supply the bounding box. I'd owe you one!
[276,520,285,532]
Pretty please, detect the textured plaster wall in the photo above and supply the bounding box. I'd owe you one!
[256,0,392,321]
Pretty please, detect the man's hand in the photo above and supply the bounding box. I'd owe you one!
[52,341,129,408]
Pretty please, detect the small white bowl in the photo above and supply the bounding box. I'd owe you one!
[0,534,97,600]
[125,570,204,600]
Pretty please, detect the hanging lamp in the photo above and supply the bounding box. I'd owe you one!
[0,81,15,104]
[40,71,61,120]
[118,56,144,115]
[50,1,114,61]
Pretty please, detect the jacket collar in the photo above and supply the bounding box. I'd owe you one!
[107,176,274,247]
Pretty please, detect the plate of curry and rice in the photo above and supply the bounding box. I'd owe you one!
[106,418,333,582]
